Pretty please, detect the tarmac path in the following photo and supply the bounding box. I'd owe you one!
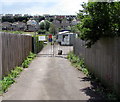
[2,44,104,101]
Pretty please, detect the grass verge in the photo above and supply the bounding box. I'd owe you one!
[0,52,36,95]
[1,30,36,35]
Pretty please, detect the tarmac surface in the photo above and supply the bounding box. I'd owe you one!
[2,44,105,101]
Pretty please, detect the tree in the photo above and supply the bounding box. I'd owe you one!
[2,16,14,23]
[71,25,80,33]
[39,21,45,30]
[2,16,29,23]
[49,18,54,22]
[39,20,51,31]
[77,2,120,47]
[44,20,51,31]
[49,23,57,35]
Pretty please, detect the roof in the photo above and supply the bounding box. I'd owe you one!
[58,32,76,35]
[58,31,70,34]
[27,20,37,25]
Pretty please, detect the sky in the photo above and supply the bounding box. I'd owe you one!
[0,0,88,15]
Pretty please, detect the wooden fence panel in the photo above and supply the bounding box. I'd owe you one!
[0,33,2,79]
[1,33,32,77]
[73,38,120,96]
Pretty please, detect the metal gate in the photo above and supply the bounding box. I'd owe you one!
[38,42,73,57]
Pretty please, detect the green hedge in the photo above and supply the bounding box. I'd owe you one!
[32,35,44,54]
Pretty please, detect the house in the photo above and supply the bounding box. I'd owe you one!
[52,19,61,28]
[52,19,71,30]
[61,19,70,29]
[5,14,13,18]
[71,18,78,26]
[12,22,26,31]
[2,22,12,30]
[14,14,22,17]
[0,23,2,30]
[27,19,39,31]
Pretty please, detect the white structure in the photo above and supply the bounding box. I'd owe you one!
[56,31,77,45]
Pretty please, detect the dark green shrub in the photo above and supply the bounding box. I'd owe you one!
[77,2,120,47]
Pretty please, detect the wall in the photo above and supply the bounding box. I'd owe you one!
[73,38,120,95]
[1,32,32,77]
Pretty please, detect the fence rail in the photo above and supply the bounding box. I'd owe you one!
[73,38,120,96]
[1,32,32,77]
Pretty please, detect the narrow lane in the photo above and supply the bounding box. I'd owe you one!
[2,44,104,100]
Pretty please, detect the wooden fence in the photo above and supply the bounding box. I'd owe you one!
[1,32,32,77]
[73,38,120,96]
[0,33,2,79]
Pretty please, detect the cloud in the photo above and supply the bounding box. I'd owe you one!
[1,0,88,15]
[1,0,60,3]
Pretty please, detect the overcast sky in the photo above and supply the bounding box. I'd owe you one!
[1,0,88,15]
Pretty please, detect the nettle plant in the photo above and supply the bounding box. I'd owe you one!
[77,2,120,47]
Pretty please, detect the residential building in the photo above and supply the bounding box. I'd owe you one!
[0,23,2,30]
[2,22,12,30]
[12,22,26,31]
[27,19,39,31]
[5,14,13,18]
[14,14,22,17]
[71,18,78,25]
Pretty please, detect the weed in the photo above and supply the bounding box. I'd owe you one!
[67,51,89,76]
[0,66,23,94]
[22,52,36,68]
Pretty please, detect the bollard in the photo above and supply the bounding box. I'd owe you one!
[58,50,62,55]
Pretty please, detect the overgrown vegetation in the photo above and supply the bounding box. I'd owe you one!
[22,52,36,68]
[67,51,119,100]
[0,52,36,95]
[38,20,57,35]
[77,2,120,47]
[0,67,23,94]
[67,51,89,76]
